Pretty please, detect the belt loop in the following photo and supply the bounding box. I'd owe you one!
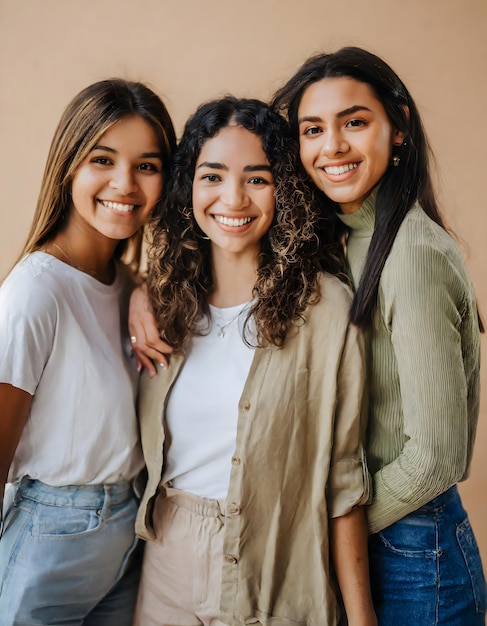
[103,484,111,516]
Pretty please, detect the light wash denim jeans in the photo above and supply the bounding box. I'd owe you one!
[369,485,486,625]
[0,478,142,626]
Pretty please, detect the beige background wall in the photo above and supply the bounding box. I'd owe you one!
[1,0,486,562]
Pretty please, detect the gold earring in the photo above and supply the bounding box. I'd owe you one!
[392,155,400,167]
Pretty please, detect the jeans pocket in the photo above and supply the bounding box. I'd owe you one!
[377,519,437,558]
[456,517,487,613]
[32,502,103,538]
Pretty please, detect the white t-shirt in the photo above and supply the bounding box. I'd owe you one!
[0,252,144,486]
[162,302,255,499]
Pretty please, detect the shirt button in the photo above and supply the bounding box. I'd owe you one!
[225,555,238,564]
[242,401,250,411]
[231,456,241,466]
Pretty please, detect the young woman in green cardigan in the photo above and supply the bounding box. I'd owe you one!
[272,46,486,625]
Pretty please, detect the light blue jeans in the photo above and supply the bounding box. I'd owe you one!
[369,485,486,625]
[0,478,142,625]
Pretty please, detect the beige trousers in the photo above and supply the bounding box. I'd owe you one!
[134,487,228,626]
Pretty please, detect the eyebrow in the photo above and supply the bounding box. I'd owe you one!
[298,105,372,125]
[196,161,272,172]
[92,144,162,159]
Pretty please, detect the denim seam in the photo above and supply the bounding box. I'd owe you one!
[456,518,487,614]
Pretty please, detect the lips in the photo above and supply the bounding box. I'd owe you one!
[213,215,253,227]
[99,199,138,212]
[322,162,359,175]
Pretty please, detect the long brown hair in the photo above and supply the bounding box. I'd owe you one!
[18,78,176,274]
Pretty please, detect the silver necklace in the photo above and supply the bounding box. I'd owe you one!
[213,303,250,339]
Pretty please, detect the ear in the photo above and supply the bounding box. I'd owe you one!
[393,104,409,146]
[393,129,406,146]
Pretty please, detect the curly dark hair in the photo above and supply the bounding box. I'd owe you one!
[146,96,347,351]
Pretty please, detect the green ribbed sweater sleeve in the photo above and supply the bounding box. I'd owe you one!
[366,236,480,533]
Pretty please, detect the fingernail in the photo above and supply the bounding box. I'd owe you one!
[136,363,142,373]
[159,363,166,369]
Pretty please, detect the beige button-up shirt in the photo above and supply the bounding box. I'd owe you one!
[136,273,370,625]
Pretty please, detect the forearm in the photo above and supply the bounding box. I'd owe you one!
[330,506,377,626]
[367,450,463,534]
[0,383,33,511]
[128,282,173,374]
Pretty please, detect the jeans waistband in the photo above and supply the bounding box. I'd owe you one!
[413,484,459,513]
[16,478,134,509]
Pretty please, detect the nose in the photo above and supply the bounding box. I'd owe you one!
[109,165,139,194]
[220,179,249,210]
[320,128,348,157]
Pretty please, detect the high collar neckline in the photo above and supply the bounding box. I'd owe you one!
[336,188,378,234]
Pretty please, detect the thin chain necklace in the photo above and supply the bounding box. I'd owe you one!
[51,242,112,283]
[213,303,250,339]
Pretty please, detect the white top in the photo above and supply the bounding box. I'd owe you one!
[162,302,255,499]
[0,252,144,486]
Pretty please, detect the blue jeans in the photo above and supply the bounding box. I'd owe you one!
[369,485,486,625]
[0,478,142,625]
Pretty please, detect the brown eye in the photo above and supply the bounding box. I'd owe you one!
[345,119,367,128]
[303,126,321,135]
[92,157,112,165]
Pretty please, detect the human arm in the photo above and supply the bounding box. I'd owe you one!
[367,240,480,532]
[330,506,377,626]
[0,259,55,511]
[328,316,376,624]
[0,384,32,513]
[128,282,173,376]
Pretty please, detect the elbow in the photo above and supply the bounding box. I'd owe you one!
[412,450,466,495]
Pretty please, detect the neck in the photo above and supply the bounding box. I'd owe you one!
[209,250,257,308]
[47,232,118,285]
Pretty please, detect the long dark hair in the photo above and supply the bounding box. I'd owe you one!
[272,46,446,330]
[147,96,348,351]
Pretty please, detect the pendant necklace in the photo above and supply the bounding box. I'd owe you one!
[213,303,250,339]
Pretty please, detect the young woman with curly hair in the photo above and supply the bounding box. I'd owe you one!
[133,96,377,626]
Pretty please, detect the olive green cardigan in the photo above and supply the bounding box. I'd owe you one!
[339,195,481,534]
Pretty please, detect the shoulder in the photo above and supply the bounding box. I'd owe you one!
[316,272,354,312]
[0,255,60,361]
[385,205,471,286]
[303,273,353,334]
[379,206,477,321]
[0,253,59,316]
[392,205,463,262]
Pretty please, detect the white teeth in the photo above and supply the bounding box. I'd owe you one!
[214,215,252,227]
[100,200,136,212]
[323,163,358,175]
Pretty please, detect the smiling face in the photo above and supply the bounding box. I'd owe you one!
[192,125,276,260]
[298,77,405,214]
[69,114,163,243]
